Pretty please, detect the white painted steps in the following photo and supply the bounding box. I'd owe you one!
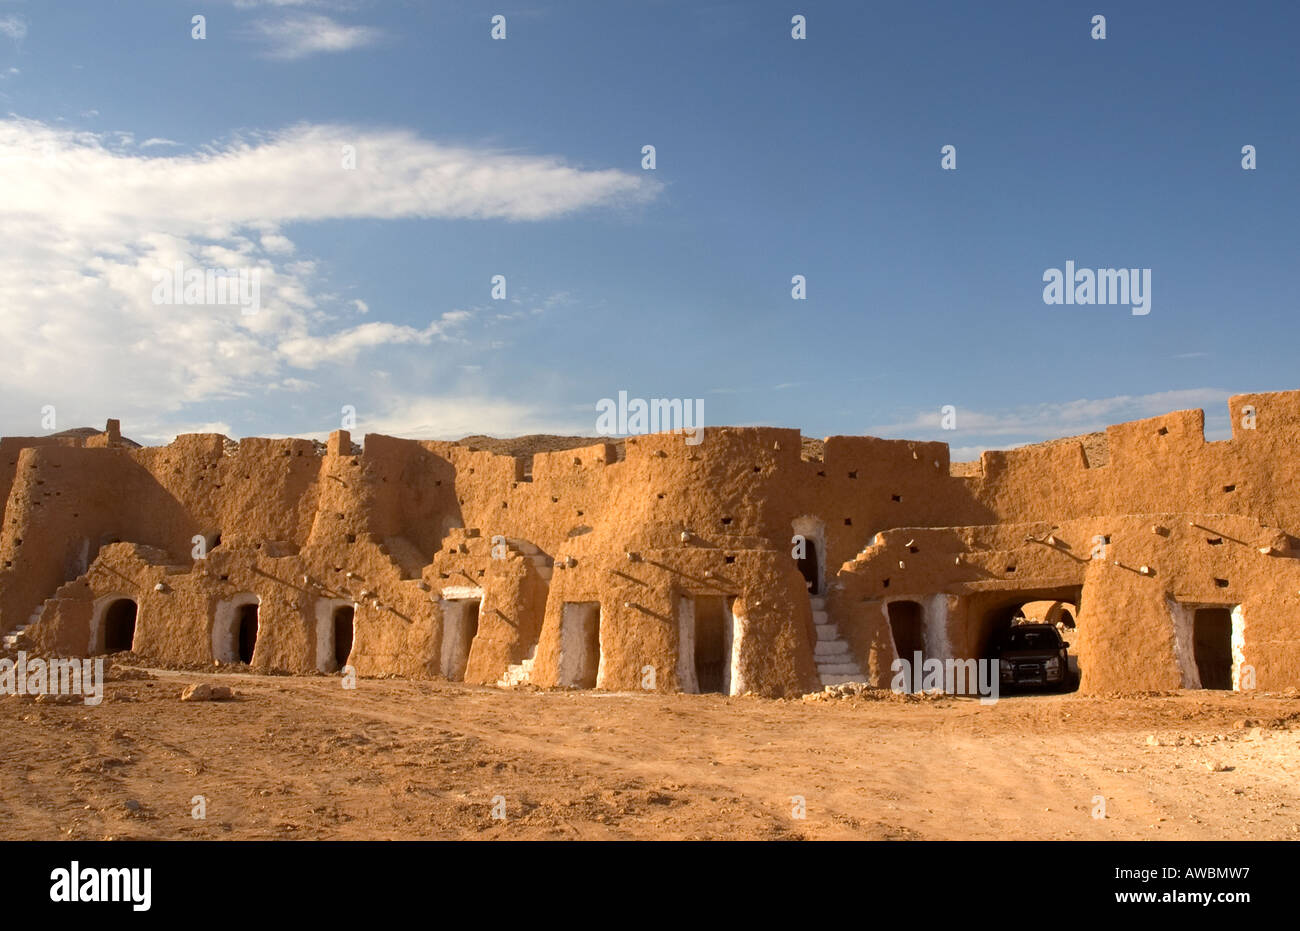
[497,646,537,687]
[811,595,865,686]
[2,608,42,651]
[506,539,553,581]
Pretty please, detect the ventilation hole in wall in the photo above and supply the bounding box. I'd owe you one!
[844,518,852,526]
[346,534,356,543]
[552,496,560,503]
[2,561,9,568]
[501,501,508,508]
[882,578,891,589]
[1215,578,1229,588]
[1223,484,1236,493]
[724,555,736,564]
[848,470,857,479]
[656,493,665,499]
[477,569,485,577]
[909,545,919,553]
[1157,426,1168,436]
[1207,538,1223,546]
[439,572,449,579]
[573,457,582,465]
[435,480,442,486]
[458,498,465,505]
[296,449,303,456]
[891,494,902,502]
[576,510,584,516]
[753,466,761,473]
[219,574,228,581]
[1006,565,1016,573]
[721,517,733,525]
[817,470,826,477]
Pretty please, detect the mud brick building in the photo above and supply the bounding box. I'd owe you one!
[3,391,1298,697]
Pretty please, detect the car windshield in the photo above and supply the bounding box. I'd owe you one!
[1001,628,1059,650]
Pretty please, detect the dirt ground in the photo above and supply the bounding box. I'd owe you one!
[2,665,1298,840]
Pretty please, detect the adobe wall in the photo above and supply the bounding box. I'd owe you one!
[3,389,1300,697]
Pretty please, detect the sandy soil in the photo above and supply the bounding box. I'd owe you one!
[1,666,1297,840]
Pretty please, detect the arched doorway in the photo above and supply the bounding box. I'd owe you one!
[212,594,262,665]
[968,588,1082,693]
[797,542,819,594]
[791,516,826,596]
[103,598,137,653]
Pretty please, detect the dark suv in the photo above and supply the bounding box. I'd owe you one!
[995,623,1074,692]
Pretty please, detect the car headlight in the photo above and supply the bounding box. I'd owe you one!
[1044,657,1060,673]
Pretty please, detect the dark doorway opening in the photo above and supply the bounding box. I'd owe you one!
[1193,608,1233,690]
[440,599,481,681]
[237,603,259,664]
[695,596,727,693]
[560,602,601,689]
[333,605,354,668]
[103,599,137,653]
[797,540,820,594]
[887,600,924,690]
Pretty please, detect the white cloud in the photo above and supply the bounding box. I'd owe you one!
[0,117,657,439]
[277,313,468,368]
[140,137,181,149]
[2,119,653,225]
[260,231,294,254]
[249,14,383,59]
[0,16,26,41]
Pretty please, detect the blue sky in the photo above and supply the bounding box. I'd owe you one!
[0,0,1296,457]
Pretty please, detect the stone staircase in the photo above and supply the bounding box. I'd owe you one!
[2,606,43,651]
[497,645,537,687]
[812,595,864,686]
[506,538,553,581]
